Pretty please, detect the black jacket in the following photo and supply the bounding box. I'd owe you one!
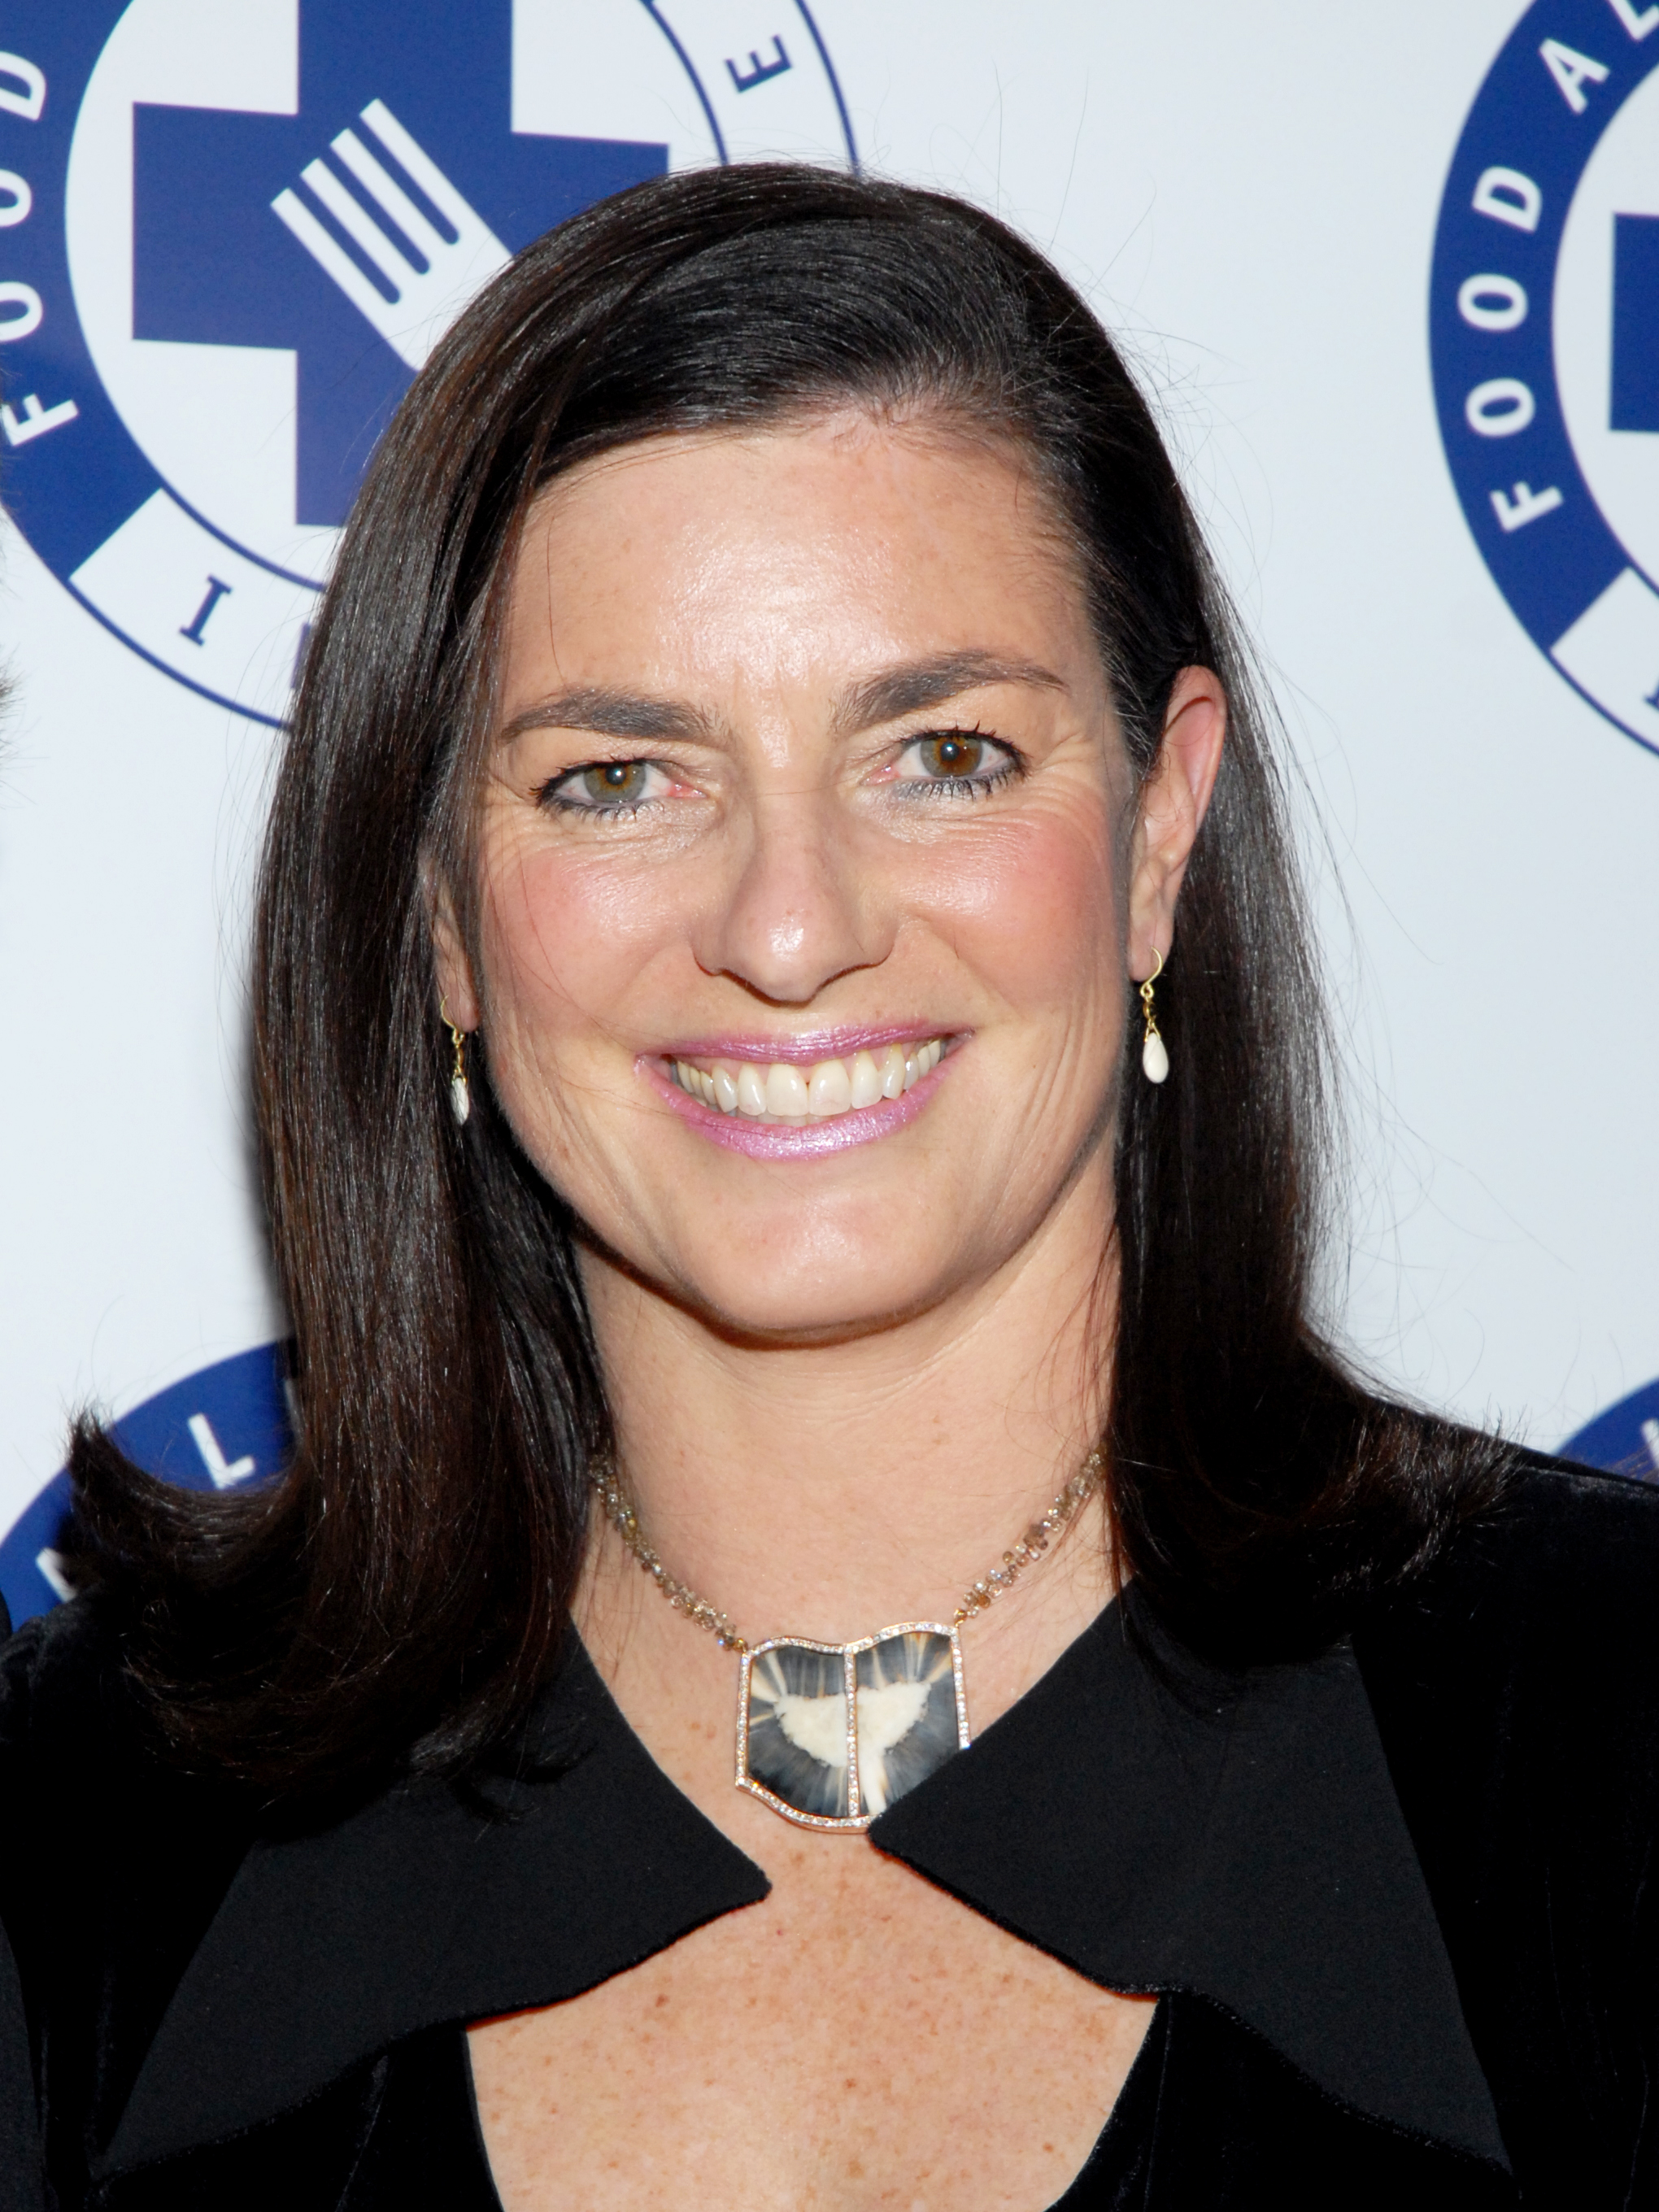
[1,1460,1656,2209]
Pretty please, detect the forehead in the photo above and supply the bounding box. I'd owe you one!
[502,413,1099,702]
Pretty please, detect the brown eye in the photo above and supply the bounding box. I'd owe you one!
[920,734,983,777]
[582,761,649,804]
[544,757,675,816]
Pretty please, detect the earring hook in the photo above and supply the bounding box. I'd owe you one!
[439,997,471,1125]
[1139,948,1169,1086]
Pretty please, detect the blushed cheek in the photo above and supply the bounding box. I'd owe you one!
[478,843,687,1050]
[473,852,657,1187]
[930,817,1121,1022]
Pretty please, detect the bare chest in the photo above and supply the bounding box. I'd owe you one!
[468,1843,1152,2212]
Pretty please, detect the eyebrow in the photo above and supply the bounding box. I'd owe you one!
[832,651,1067,734]
[498,686,714,746]
[497,651,1066,750]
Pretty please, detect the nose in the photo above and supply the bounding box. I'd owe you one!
[693,788,892,1004]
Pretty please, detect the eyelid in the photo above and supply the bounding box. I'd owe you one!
[551,750,664,777]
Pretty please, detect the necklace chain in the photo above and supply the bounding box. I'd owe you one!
[590,1448,1104,1656]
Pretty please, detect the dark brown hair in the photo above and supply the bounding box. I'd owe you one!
[70,164,1509,1801]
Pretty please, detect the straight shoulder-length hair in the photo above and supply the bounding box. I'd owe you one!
[69,163,1509,1803]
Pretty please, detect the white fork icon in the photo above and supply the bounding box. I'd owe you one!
[272,99,510,372]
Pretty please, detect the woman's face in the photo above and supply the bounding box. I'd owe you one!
[441,414,1211,1341]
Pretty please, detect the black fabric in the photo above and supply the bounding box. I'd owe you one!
[71,2029,503,2212]
[0,1605,37,2212]
[0,1598,255,2205]
[0,1909,42,2212]
[870,1591,1504,2161]
[1355,1468,1659,2209]
[101,1638,767,2175]
[0,1576,41,2212]
[0,1459,1655,2209]
[1048,1992,1515,2209]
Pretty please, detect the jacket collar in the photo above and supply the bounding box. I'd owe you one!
[102,1596,1506,2178]
[873,1592,1507,2169]
[100,1640,768,2179]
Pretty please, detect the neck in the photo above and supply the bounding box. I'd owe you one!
[576,1175,1118,1663]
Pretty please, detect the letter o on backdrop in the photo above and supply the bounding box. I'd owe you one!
[0,281,41,340]
[1465,377,1535,436]
[1457,273,1527,331]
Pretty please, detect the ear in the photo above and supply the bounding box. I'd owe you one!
[1126,666,1227,982]
[426,861,481,1032]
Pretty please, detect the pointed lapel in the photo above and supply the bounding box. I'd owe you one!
[869,1592,1509,2171]
[102,1593,1509,2180]
[100,1640,768,2179]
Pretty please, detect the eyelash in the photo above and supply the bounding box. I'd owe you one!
[536,726,1025,819]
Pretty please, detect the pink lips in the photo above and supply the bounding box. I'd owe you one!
[642,1040,955,1160]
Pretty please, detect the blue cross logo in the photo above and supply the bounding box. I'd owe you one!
[131,0,665,526]
[0,0,852,719]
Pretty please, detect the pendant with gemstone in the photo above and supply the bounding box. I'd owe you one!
[735,1622,970,1831]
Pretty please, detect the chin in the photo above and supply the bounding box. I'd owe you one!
[670,1248,957,1346]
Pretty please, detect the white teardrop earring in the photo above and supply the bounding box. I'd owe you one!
[441,998,471,1126]
[1139,949,1169,1085]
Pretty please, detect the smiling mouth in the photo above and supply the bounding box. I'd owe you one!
[664,1039,947,1125]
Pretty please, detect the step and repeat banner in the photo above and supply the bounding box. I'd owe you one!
[1,0,1656,1623]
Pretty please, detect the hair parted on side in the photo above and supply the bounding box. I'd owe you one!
[67,163,1511,1803]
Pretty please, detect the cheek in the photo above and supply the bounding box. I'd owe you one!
[477,838,698,1047]
[925,810,1121,1022]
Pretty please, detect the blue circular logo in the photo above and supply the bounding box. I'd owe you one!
[1431,0,1659,755]
[0,0,854,725]
[1561,1373,1659,1479]
[0,1341,294,1629]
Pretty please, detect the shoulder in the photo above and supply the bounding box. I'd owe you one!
[0,1593,128,1771]
[1355,1447,1659,1840]
[0,1585,252,1870]
[1355,1452,1659,1770]
[1359,1451,1659,1692]
[1454,1444,1659,1576]
[1353,1458,1659,2188]
[0,1591,249,1924]
[0,1590,185,1791]
[0,1599,254,2166]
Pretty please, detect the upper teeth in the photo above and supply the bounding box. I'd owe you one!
[669,1039,945,1121]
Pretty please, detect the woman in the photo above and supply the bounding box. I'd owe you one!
[2,163,1655,2211]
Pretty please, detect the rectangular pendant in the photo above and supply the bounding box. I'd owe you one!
[735,1622,970,1831]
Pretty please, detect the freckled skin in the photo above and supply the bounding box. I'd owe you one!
[472,1847,1156,2212]
[446,417,1225,2210]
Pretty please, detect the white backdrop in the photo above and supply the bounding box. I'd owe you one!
[2,0,1656,1608]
